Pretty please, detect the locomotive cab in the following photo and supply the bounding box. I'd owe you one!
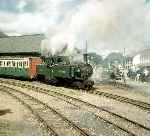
[43,56,70,66]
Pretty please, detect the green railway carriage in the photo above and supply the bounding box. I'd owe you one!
[0,58,29,78]
[0,57,42,79]
[0,66,29,78]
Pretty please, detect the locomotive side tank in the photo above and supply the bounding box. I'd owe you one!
[37,55,94,89]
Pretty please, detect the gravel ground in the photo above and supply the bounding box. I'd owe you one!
[23,81,150,136]
[95,84,150,104]
[56,88,150,129]
[0,90,50,136]
[3,83,130,136]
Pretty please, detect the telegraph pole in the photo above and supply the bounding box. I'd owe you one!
[123,48,125,68]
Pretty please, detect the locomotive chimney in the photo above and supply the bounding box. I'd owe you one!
[83,40,88,64]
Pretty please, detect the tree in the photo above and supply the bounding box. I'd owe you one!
[103,52,124,68]
[87,53,103,65]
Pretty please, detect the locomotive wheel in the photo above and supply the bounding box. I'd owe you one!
[83,80,94,90]
[72,80,94,90]
[49,78,59,85]
[84,84,92,90]
[45,76,58,85]
[72,81,84,89]
[36,75,45,81]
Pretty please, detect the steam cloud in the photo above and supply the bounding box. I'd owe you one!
[41,0,149,56]
[0,0,149,56]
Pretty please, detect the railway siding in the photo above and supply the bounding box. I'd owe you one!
[23,86,150,136]
[95,85,150,104]
[92,90,150,112]
[0,85,90,136]
[1,80,150,136]
[0,83,130,136]
[0,90,51,136]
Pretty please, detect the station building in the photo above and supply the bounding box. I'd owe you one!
[132,50,150,68]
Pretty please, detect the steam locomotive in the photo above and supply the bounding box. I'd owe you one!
[0,55,94,89]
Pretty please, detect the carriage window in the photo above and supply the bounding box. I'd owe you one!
[19,62,22,67]
[0,61,2,67]
[3,61,5,67]
[26,61,29,67]
[23,61,26,67]
[17,62,19,68]
[12,61,15,67]
[7,61,11,67]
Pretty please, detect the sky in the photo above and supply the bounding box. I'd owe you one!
[0,0,150,56]
[0,0,83,35]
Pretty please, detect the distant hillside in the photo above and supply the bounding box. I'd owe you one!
[0,31,8,38]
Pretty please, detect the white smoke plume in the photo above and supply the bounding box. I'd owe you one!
[41,0,149,56]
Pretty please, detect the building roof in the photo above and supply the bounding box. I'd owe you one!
[0,31,8,38]
[0,34,45,56]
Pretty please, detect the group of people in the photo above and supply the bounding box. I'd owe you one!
[134,73,145,82]
[127,69,150,82]
[110,67,150,83]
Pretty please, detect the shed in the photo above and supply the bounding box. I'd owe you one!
[0,34,45,56]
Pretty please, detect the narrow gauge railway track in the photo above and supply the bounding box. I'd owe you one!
[2,79,150,112]
[0,87,58,136]
[92,88,150,112]
[1,80,150,136]
[0,84,90,136]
